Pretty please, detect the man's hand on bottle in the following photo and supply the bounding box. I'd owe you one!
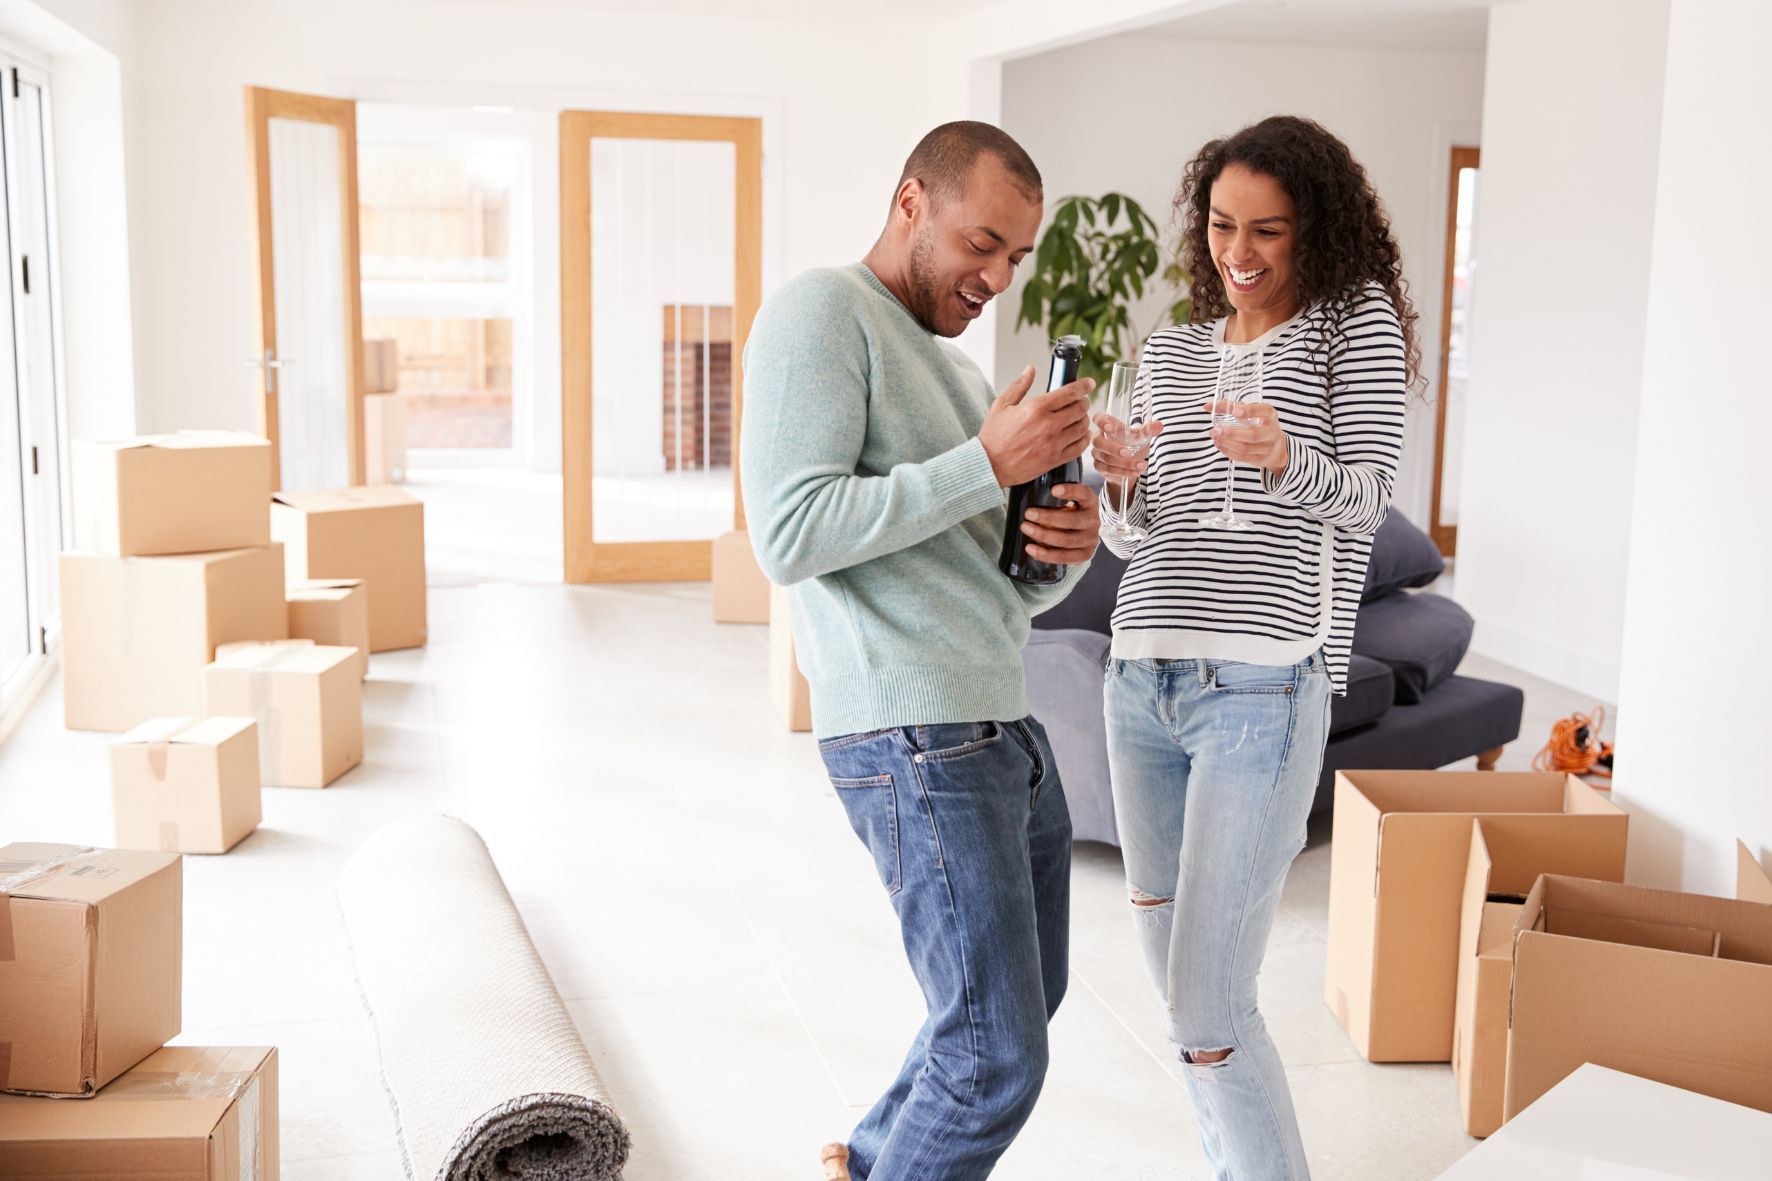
[1018,484,1100,567]
[979,364,1095,488]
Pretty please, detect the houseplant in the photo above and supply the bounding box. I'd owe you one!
[1015,192,1191,391]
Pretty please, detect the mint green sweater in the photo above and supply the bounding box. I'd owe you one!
[742,264,1084,737]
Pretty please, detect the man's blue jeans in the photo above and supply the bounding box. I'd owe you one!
[818,718,1071,1180]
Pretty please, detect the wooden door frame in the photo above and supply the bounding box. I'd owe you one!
[560,111,762,584]
[244,86,367,491]
[1430,144,1480,558]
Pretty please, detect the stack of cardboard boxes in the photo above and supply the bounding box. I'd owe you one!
[61,433,429,850]
[1324,769,1772,1139]
[0,844,278,1176]
[61,432,288,734]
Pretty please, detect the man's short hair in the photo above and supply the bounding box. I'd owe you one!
[896,121,1042,208]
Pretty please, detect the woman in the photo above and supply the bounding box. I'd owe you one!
[1093,115,1416,1179]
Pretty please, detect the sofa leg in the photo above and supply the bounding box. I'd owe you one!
[1476,746,1504,771]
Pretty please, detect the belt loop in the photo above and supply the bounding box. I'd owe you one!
[1198,661,1211,688]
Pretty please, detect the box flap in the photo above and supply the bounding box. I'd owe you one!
[87,431,269,455]
[0,846,179,906]
[114,716,201,746]
[215,638,315,664]
[286,586,353,605]
[113,715,256,749]
[1459,819,1493,965]
[1337,770,1573,815]
[294,577,363,592]
[1739,841,1772,905]
[1531,874,1772,965]
[272,485,418,513]
[0,1045,272,1141]
[1546,908,1721,958]
[212,641,354,676]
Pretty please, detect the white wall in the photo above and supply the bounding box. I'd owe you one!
[996,33,1485,527]
[113,0,975,440]
[1611,0,1772,895]
[1455,0,1671,702]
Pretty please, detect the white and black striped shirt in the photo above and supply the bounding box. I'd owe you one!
[1106,281,1407,695]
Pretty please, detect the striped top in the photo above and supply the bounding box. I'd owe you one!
[1106,281,1407,695]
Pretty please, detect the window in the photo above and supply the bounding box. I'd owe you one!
[1,54,69,717]
[358,137,527,462]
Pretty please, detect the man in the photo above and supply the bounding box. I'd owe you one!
[742,121,1099,1180]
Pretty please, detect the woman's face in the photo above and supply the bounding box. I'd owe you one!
[1207,163,1299,319]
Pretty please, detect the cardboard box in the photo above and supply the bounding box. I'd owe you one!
[713,530,770,623]
[0,1045,279,1179]
[60,545,289,732]
[205,641,362,788]
[73,431,272,557]
[111,717,262,855]
[0,844,181,1097]
[1324,771,1628,1063]
[769,581,811,732]
[1503,873,1772,1121]
[1740,840,1772,905]
[271,486,425,652]
[364,391,406,484]
[1452,818,1638,1138]
[363,337,399,393]
[287,579,370,679]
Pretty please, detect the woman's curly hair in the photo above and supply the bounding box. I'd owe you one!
[1175,115,1422,393]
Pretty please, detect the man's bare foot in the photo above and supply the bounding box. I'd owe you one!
[820,1142,851,1180]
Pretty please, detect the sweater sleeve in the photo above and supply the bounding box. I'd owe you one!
[741,274,1006,586]
[1260,285,1407,536]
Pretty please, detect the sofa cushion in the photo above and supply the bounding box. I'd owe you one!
[1030,544,1126,636]
[1363,509,1445,603]
[1352,590,1475,704]
[1330,655,1395,737]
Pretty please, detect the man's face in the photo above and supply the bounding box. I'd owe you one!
[903,154,1042,338]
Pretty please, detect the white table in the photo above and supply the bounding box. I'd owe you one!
[1437,1064,1772,1180]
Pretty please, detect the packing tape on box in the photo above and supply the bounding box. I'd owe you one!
[148,738,172,780]
[248,666,282,785]
[159,821,182,854]
[0,847,101,961]
[99,1068,258,1103]
[237,1075,261,1181]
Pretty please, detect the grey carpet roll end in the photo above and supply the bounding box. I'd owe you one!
[338,814,631,1180]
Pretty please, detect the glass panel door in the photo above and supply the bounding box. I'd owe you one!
[560,112,761,583]
[588,136,736,544]
[269,117,352,491]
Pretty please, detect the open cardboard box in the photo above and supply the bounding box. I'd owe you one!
[1502,865,1772,1122]
[1325,771,1628,1063]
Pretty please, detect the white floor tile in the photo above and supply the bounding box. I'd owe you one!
[2,476,1626,1176]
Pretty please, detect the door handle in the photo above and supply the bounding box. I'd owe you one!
[245,350,295,395]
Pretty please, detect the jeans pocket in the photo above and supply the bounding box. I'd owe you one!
[1208,661,1298,695]
[830,773,900,895]
[909,720,1005,761]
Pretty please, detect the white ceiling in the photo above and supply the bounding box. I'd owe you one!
[1134,0,1490,53]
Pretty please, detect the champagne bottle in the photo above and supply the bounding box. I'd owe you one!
[999,335,1085,585]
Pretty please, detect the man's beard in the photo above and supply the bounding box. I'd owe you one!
[905,225,954,336]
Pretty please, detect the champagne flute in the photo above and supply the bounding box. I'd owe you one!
[1202,345,1262,532]
[1098,361,1151,545]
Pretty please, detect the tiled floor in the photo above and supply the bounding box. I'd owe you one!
[0,476,1612,1179]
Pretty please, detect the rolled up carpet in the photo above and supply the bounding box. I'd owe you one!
[337,814,631,1180]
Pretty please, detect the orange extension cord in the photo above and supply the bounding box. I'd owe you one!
[1533,706,1614,783]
